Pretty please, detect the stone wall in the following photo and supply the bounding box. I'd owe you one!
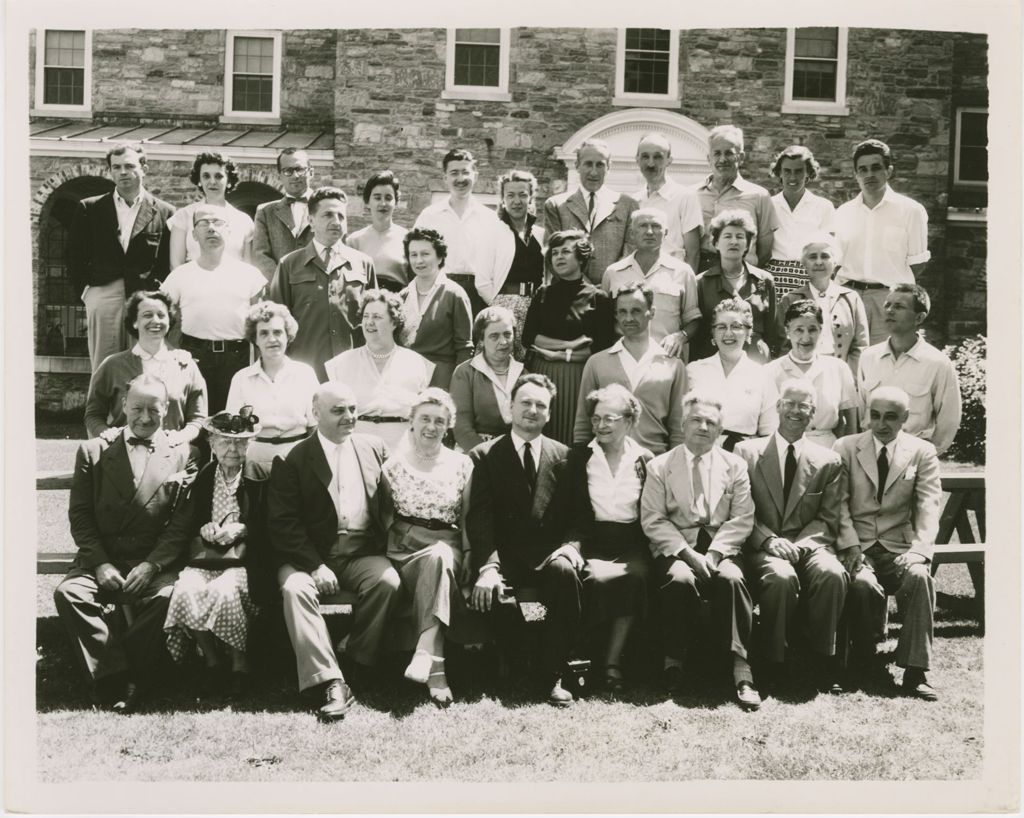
[35,372,90,413]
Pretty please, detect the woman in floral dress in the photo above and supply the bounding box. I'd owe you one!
[380,388,472,708]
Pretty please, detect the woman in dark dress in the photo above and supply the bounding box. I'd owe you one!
[522,229,616,444]
[560,384,653,693]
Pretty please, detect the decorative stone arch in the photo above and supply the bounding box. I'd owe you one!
[229,179,283,220]
[32,162,111,228]
[553,109,711,194]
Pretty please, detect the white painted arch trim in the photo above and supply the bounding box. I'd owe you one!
[553,108,711,194]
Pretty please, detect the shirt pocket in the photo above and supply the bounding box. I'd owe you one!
[883,225,908,255]
[903,379,932,431]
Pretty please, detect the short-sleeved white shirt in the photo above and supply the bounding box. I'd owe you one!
[602,252,701,342]
[634,177,703,263]
[770,190,836,261]
[225,357,319,438]
[161,258,266,340]
[766,353,857,435]
[834,186,930,286]
[686,353,779,436]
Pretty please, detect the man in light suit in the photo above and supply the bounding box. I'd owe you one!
[54,374,197,713]
[267,381,401,721]
[734,379,847,695]
[641,389,760,710]
[834,386,942,700]
[543,139,639,286]
[467,373,581,706]
[67,142,174,371]
[252,148,316,281]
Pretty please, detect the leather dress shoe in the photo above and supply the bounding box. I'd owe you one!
[735,680,762,711]
[546,678,574,707]
[111,682,142,715]
[902,669,938,701]
[316,679,355,722]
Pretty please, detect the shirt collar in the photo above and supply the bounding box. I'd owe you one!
[510,430,542,456]
[122,427,163,446]
[114,189,146,209]
[317,431,351,459]
[131,342,171,361]
[882,334,924,360]
[681,444,712,465]
[470,353,523,384]
[872,434,898,458]
[856,185,895,210]
[313,238,344,256]
[774,432,802,461]
[610,337,659,365]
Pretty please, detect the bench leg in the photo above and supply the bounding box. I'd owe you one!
[967,561,985,632]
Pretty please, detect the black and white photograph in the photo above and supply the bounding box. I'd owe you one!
[5,0,1020,813]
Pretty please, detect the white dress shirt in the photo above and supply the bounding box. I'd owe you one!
[290,198,310,238]
[686,354,779,436]
[160,258,266,340]
[872,435,897,464]
[414,197,503,280]
[226,357,319,437]
[834,186,930,285]
[509,431,543,469]
[114,190,145,253]
[317,432,370,531]
[122,426,159,487]
[587,438,643,522]
[634,177,703,261]
[770,191,836,261]
[772,432,804,486]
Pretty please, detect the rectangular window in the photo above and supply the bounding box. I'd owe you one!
[33,29,92,115]
[613,29,679,108]
[783,28,849,116]
[954,108,988,186]
[223,31,282,121]
[443,29,511,102]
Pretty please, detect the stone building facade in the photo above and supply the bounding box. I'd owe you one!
[29,27,988,411]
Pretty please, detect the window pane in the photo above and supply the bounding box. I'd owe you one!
[454,43,500,87]
[44,29,85,67]
[233,36,274,75]
[958,112,988,182]
[39,213,88,356]
[624,52,670,95]
[43,67,84,105]
[455,28,500,44]
[794,27,838,59]
[625,28,670,52]
[232,75,273,112]
[793,60,837,101]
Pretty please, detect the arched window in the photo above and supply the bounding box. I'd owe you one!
[229,180,283,220]
[37,176,112,356]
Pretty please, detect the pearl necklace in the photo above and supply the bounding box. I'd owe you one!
[369,346,394,361]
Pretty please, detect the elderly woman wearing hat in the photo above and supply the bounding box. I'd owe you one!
[157,408,268,698]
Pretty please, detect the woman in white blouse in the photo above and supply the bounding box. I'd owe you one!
[766,299,857,446]
[686,297,778,451]
[325,289,434,451]
[226,301,319,475]
[559,384,654,693]
[449,306,525,452]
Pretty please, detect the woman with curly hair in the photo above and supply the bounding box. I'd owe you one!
[325,289,435,450]
[692,209,778,363]
[168,151,255,268]
[522,229,616,444]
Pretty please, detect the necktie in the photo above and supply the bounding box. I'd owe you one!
[588,192,596,216]
[692,454,709,523]
[876,447,889,504]
[522,441,537,494]
[322,245,334,272]
[127,436,154,451]
[783,443,797,507]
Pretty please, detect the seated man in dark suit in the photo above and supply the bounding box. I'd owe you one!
[267,381,401,721]
[734,378,847,695]
[54,374,197,713]
[466,373,582,706]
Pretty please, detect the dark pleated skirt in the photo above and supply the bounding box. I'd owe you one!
[528,357,586,445]
[581,521,651,626]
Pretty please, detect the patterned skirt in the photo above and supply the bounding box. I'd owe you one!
[491,293,532,362]
[764,259,809,299]
[164,566,257,661]
[527,357,587,445]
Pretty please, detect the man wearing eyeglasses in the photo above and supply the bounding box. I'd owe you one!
[160,204,267,411]
[734,378,848,696]
[252,148,317,281]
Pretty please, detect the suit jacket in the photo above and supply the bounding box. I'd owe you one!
[833,430,941,560]
[776,284,870,374]
[640,444,755,560]
[67,191,174,293]
[543,187,639,286]
[267,432,388,573]
[268,241,377,381]
[733,435,844,553]
[252,197,315,280]
[466,433,570,576]
[67,432,197,572]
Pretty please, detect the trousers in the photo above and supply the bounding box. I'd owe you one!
[83,279,127,372]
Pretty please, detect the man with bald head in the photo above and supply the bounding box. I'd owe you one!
[634,132,703,266]
[834,386,942,700]
[734,378,847,694]
[268,381,400,720]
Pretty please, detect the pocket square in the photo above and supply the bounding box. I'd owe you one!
[166,470,193,484]
[904,465,917,480]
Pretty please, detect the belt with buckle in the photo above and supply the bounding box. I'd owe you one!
[395,513,458,531]
[840,279,887,291]
[255,433,308,444]
[498,282,536,297]
[182,334,250,353]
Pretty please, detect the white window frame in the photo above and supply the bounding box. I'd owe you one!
[222,30,282,123]
[953,107,988,188]
[33,29,93,118]
[442,28,511,103]
[783,27,849,116]
[613,29,680,109]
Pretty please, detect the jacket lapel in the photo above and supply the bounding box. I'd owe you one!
[130,437,176,509]
[666,448,694,517]
[856,435,880,495]
[591,189,617,229]
[349,435,376,513]
[129,196,155,243]
[531,437,558,516]
[756,441,785,517]
[885,433,913,495]
[100,195,123,256]
[496,435,532,507]
[105,436,137,501]
[567,190,590,228]
[708,447,727,514]
[308,435,334,496]
[274,199,297,231]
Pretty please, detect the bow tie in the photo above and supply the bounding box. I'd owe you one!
[285,196,309,205]
[127,436,155,450]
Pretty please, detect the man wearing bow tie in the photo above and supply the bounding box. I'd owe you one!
[268,187,377,382]
[54,374,197,713]
[67,143,174,371]
[834,386,942,700]
[252,148,317,281]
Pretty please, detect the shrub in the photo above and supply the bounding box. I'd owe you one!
[942,335,986,464]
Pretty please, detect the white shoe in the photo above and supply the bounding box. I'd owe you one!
[404,649,433,684]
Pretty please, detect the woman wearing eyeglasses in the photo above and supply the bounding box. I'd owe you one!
[686,297,778,451]
[766,299,857,447]
[558,384,653,693]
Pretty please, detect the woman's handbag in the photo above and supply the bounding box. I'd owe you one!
[188,512,247,566]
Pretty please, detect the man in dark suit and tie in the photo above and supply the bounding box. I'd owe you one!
[466,373,582,706]
[54,374,197,712]
[543,139,639,286]
[267,381,401,721]
[252,148,316,281]
[834,385,942,700]
[67,143,174,371]
[734,378,848,695]
[268,187,377,381]
[641,389,760,710]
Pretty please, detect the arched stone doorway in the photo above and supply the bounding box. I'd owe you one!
[554,109,710,193]
[229,181,282,220]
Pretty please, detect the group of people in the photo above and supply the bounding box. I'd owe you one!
[55,124,964,719]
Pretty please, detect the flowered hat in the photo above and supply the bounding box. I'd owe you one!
[203,405,262,439]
